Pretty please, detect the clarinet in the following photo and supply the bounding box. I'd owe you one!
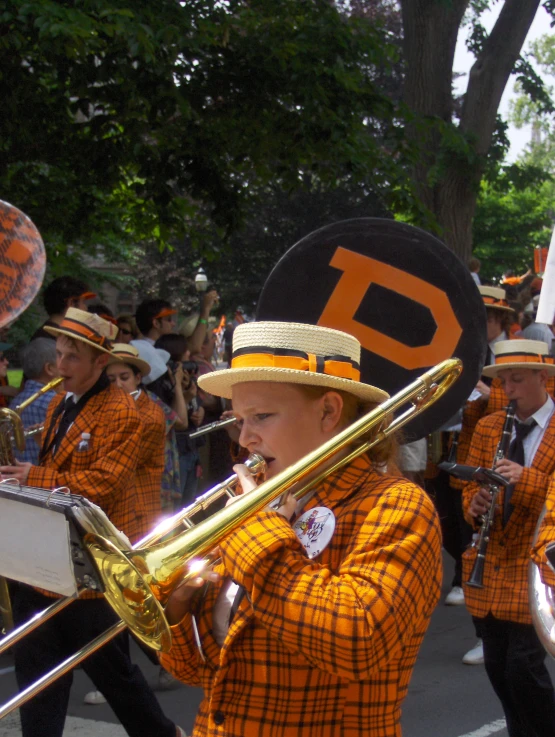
[466,401,516,589]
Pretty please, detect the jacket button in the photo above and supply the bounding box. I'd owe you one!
[213,711,225,725]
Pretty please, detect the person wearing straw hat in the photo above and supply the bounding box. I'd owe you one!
[0,308,185,737]
[106,343,166,542]
[462,339,555,737]
[159,321,442,737]
[445,286,515,662]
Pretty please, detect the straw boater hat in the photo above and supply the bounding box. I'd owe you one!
[482,339,555,378]
[44,307,118,355]
[107,343,151,377]
[479,286,513,313]
[197,321,389,403]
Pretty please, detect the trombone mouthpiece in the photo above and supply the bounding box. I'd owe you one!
[244,453,266,477]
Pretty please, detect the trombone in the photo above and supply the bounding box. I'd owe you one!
[0,357,461,719]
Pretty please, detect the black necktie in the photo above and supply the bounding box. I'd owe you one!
[508,419,537,466]
[52,396,76,456]
[503,419,537,523]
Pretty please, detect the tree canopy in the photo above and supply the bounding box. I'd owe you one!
[2,0,406,254]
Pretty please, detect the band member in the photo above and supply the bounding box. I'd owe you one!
[462,339,555,737]
[160,321,442,737]
[106,343,166,541]
[0,309,184,737]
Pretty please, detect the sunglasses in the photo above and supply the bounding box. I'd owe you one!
[119,328,133,336]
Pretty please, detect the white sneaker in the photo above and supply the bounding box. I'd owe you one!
[462,639,484,665]
[83,690,107,705]
[445,586,465,606]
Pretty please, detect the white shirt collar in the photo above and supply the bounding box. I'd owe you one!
[522,395,555,430]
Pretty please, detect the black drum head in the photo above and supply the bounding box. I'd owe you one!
[257,218,486,441]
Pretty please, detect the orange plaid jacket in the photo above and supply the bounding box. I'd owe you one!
[453,377,555,490]
[160,455,442,737]
[27,382,142,597]
[462,407,555,623]
[132,389,165,542]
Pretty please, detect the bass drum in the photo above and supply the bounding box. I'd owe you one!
[257,218,486,440]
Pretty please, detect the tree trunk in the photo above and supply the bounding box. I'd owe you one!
[400,0,541,262]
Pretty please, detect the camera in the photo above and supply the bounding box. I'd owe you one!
[181,360,199,375]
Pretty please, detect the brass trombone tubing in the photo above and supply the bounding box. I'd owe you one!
[0,358,461,719]
[0,621,126,719]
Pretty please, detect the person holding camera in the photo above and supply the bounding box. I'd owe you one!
[156,333,205,508]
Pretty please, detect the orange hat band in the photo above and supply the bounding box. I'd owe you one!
[496,352,554,366]
[58,317,113,350]
[231,348,360,381]
[483,296,509,308]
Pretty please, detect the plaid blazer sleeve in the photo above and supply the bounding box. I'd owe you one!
[27,394,141,507]
[217,481,441,681]
[461,414,498,527]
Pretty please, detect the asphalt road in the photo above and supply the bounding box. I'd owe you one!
[1,554,553,736]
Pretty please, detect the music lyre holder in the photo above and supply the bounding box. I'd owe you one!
[0,481,130,597]
[438,462,509,488]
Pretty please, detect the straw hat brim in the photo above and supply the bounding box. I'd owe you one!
[107,353,151,377]
[482,362,555,378]
[197,366,389,403]
[44,325,113,355]
[483,303,514,313]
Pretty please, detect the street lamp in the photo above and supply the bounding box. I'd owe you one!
[195,267,208,293]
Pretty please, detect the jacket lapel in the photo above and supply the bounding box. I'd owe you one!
[502,411,555,535]
[50,394,102,468]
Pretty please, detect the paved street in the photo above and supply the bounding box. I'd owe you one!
[1,554,553,736]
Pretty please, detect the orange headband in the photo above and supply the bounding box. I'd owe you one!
[154,308,177,319]
[231,349,360,382]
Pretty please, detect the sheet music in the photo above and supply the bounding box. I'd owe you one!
[0,497,78,596]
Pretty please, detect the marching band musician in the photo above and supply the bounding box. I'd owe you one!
[160,321,442,737]
[0,309,184,737]
[105,343,166,541]
[462,339,555,737]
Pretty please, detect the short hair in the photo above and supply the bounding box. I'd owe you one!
[155,333,188,361]
[468,257,480,272]
[21,338,57,380]
[42,276,90,316]
[135,299,172,335]
[88,303,114,318]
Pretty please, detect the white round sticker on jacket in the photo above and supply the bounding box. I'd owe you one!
[292,506,335,559]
